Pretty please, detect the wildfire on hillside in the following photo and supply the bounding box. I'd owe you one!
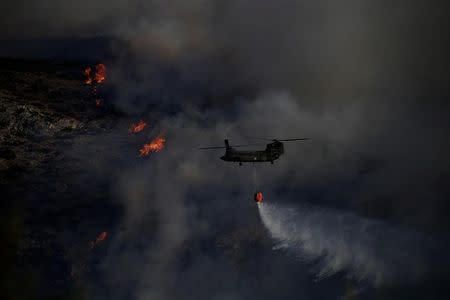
[83,63,106,85]
[94,63,106,84]
[130,120,147,133]
[139,134,166,156]
[83,67,92,85]
[90,231,108,249]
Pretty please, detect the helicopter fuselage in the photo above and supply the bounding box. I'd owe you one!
[220,141,284,164]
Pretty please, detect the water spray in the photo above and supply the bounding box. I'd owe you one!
[257,202,433,286]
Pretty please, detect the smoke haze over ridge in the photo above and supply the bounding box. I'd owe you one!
[2,1,450,299]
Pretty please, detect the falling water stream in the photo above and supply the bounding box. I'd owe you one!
[257,201,432,286]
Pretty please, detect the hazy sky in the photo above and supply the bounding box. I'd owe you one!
[3,1,450,299]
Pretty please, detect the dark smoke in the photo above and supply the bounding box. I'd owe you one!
[3,0,450,299]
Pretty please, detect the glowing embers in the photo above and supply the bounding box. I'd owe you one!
[83,66,92,85]
[130,120,147,134]
[94,63,106,84]
[254,191,263,203]
[90,231,108,249]
[139,134,166,156]
[83,63,106,85]
[95,98,104,107]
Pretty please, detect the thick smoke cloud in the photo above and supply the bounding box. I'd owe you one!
[2,1,449,102]
[66,91,450,299]
[4,0,450,298]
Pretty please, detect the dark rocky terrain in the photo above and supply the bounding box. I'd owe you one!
[0,58,122,299]
[0,58,269,300]
[0,58,117,180]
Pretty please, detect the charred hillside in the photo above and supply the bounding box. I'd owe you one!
[0,58,119,299]
[0,57,268,300]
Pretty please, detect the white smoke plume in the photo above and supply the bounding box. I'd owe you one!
[257,202,430,286]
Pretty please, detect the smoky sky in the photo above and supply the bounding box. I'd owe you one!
[1,0,449,100]
[3,1,450,299]
[63,93,450,299]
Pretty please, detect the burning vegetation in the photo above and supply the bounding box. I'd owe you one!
[83,66,92,85]
[130,120,147,134]
[83,63,106,85]
[81,63,167,156]
[83,63,107,107]
[94,63,106,84]
[90,231,108,249]
[140,134,166,156]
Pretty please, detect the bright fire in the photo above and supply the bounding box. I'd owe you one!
[139,134,166,156]
[83,63,106,85]
[130,120,147,133]
[83,66,92,85]
[94,63,106,84]
[90,231,108,249]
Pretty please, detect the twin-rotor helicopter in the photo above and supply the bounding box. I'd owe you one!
[199,137,309,166]
[199,137,308,202]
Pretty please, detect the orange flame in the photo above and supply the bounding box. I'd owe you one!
[139,134,166,156]
[83,66,92,85]
[94,63,106,84]
[90,231,108,249]
[130,120,147,133]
